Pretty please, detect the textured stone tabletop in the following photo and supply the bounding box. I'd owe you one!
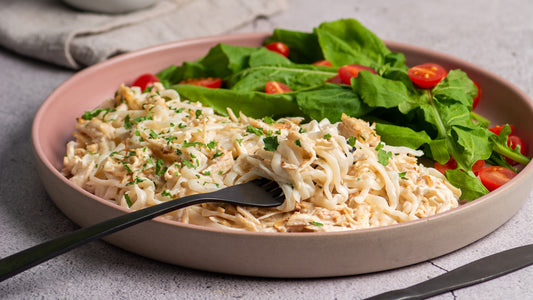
[0,0,532,299]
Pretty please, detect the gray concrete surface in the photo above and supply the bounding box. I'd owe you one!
[1,0,532,299]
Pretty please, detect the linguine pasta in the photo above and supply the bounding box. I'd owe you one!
[62,83,461,232]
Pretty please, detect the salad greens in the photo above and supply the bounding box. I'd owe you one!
[157,18,529,200]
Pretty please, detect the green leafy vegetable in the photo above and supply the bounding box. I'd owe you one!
[155,18,530,201]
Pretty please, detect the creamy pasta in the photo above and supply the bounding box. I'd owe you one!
[62,83,461,232]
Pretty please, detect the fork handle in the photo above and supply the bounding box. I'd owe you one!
[0,193,213,282]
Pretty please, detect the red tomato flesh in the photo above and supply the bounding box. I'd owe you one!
[264,42,290,57]
[132,73,159,91]
[338,64,377,84]
[478,166,516,191]
[434,158,485,175]
[489,125,514,136]
[506,135,527,165]
[313,60,333,67]
[265,81,292,94]
[179,77,222,89]
[325,74,344,84]
[407,63,447,88]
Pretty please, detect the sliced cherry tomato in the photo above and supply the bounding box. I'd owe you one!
[265,81,292,94]
[313,60,333,67]
[434,158,485,175]
[488,125,514,136]
[338,64,377,84]
[178,77,222,89]
[407,63,448,88]
[132,73,159,92]
[506,135,527,165]
[264,42,290,57]
[325,74,344,84]
[471,160,486,175]
[472,81,481,110]
[478,166,516,191]
[434,159,457,174]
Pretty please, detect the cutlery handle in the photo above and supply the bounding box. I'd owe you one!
[365,243,533,300]
[0,194,206,282]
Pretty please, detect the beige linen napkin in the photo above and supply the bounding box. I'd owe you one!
[0,0,286,69]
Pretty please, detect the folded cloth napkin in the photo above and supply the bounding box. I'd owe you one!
[0,0,286,69]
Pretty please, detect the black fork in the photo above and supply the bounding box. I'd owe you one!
[0,178,284,281]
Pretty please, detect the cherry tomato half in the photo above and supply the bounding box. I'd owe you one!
[434,158,485,175]
[265,81,292,94]
[264,42,290,57]
[472,81,481,110]
[478,166,516,191]
[506,135,527,165]
[313,60,333,67]
[488,124,514,136]
[325,74,344,84]
[132,73,159,92]
[338,64,377,84]
[407,63,448,88]
[178,77,222,89]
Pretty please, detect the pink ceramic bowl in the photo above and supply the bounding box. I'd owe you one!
[32,33,533,278]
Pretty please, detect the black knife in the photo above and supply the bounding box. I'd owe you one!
[365,243,533,300]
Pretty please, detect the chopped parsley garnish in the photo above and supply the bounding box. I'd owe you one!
[195,109,203,118]
[348,136,357,147]
[133,113,152,123]
[161,190,172,198]
[323,133,332,140]
[122,162,132,173]
[263,116,275,125]
[164,136,177,145]
[155,159,167,176]
[127,176,146,186]
[82,108,115,120]
[124,115,134,129]
[124,194,133,207]
[149,129,158,139]
[171,107,184,113]
[310,221,323,226]
[212,150,224,159]
[263,136,279,151]
[399,171,408,180]
[206,140,218,149]
[183,140,204,148]
[376,142,392,166]
[295,139,302,147]
[182,160,195,169]
[246,125,263,136]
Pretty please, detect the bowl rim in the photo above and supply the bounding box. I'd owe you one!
[31,32,533,238]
